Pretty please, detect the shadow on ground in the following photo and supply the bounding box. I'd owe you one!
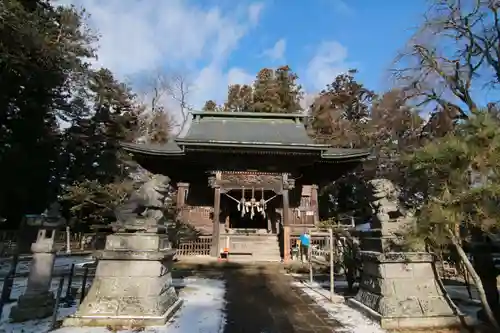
[284,262,359,297]
[173,261,345,333]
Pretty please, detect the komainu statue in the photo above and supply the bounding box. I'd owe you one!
[369,178,401,225]
[368,178,416,250]
[114,171,172,233]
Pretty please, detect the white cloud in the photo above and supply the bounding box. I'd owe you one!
[299,92,318,111]
[248,3,265,25]
[331,0,353,15]
[262,38,286,62]
[54,1,356,118]
[305,41,351,91]
[56,0,262,122]
[227,68,255,86]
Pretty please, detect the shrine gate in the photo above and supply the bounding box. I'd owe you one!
[122,111,368,261]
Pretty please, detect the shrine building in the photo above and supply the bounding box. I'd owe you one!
[121,111,369,261]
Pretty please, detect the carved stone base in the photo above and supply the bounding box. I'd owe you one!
[347,251,468,329]
[63,233,182,328]
[10,291,56,322]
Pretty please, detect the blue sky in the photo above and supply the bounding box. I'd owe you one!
[228,0,427,92]
[61,0,429,116]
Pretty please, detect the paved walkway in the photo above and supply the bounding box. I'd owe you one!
[221,263,345,333]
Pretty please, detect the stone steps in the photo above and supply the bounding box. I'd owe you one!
[219,234,281,261]
[228,257,281,263]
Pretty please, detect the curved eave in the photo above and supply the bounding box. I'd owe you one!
[320,148,371,161]
[191,111,306,119]
[177,139,329,150]
[120,141,371,161]
[120,142,185,156]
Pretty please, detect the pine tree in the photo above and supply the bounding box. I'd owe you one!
[252,68,281,113]
[274,65,303,112]
[309,70,376,146]
[202,100,218,112]
[0,0,95,225]
[224,84,254,112]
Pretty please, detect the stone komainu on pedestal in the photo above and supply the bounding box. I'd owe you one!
[347,179,465,330]
[64,173,183,328]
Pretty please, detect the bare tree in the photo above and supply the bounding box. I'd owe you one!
[134,71,177,143]
[393,2,500,327]
[393,0,500,118]
[164,72,194,125]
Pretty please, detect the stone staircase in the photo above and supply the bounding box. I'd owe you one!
[219,232,281,262]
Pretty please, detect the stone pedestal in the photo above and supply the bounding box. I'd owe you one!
[10,230,57,322]
[63,232,182,327]
[347,252,464,329]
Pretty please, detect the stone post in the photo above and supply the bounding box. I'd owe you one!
[10,229,58,322]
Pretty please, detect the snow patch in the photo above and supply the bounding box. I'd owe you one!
[291,280,386,333]
[0,277,226,333]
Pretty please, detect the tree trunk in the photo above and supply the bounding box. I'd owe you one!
[447,229,500,330]
[66,225,71,254]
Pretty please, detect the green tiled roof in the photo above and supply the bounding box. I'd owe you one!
[120,111,371,160]
[178,111,326,148]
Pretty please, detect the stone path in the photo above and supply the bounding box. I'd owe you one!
[221,263,345,333]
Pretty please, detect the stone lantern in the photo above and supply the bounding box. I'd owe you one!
[10,202,65,322]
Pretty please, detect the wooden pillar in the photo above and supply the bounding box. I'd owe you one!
[210,172,222,257]
[282,173,291,262]
[176,182,189,208]
[311,184,319,224]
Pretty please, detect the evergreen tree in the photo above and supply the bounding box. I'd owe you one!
[224,84,253,112]
[252,68,282,113]
[202,100,218,112]
[0,0,95,225]
[274,65,303,112]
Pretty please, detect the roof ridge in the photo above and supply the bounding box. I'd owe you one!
[191,111,306,118]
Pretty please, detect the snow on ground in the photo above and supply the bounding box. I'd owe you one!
[0,273,81,333]
[291,275,484,332]
[0,304,78,333]
[0,277,226,333]
[291,279,386,333]
[164,278,226,333]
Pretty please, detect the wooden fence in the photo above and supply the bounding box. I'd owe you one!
[176,236,212,257]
